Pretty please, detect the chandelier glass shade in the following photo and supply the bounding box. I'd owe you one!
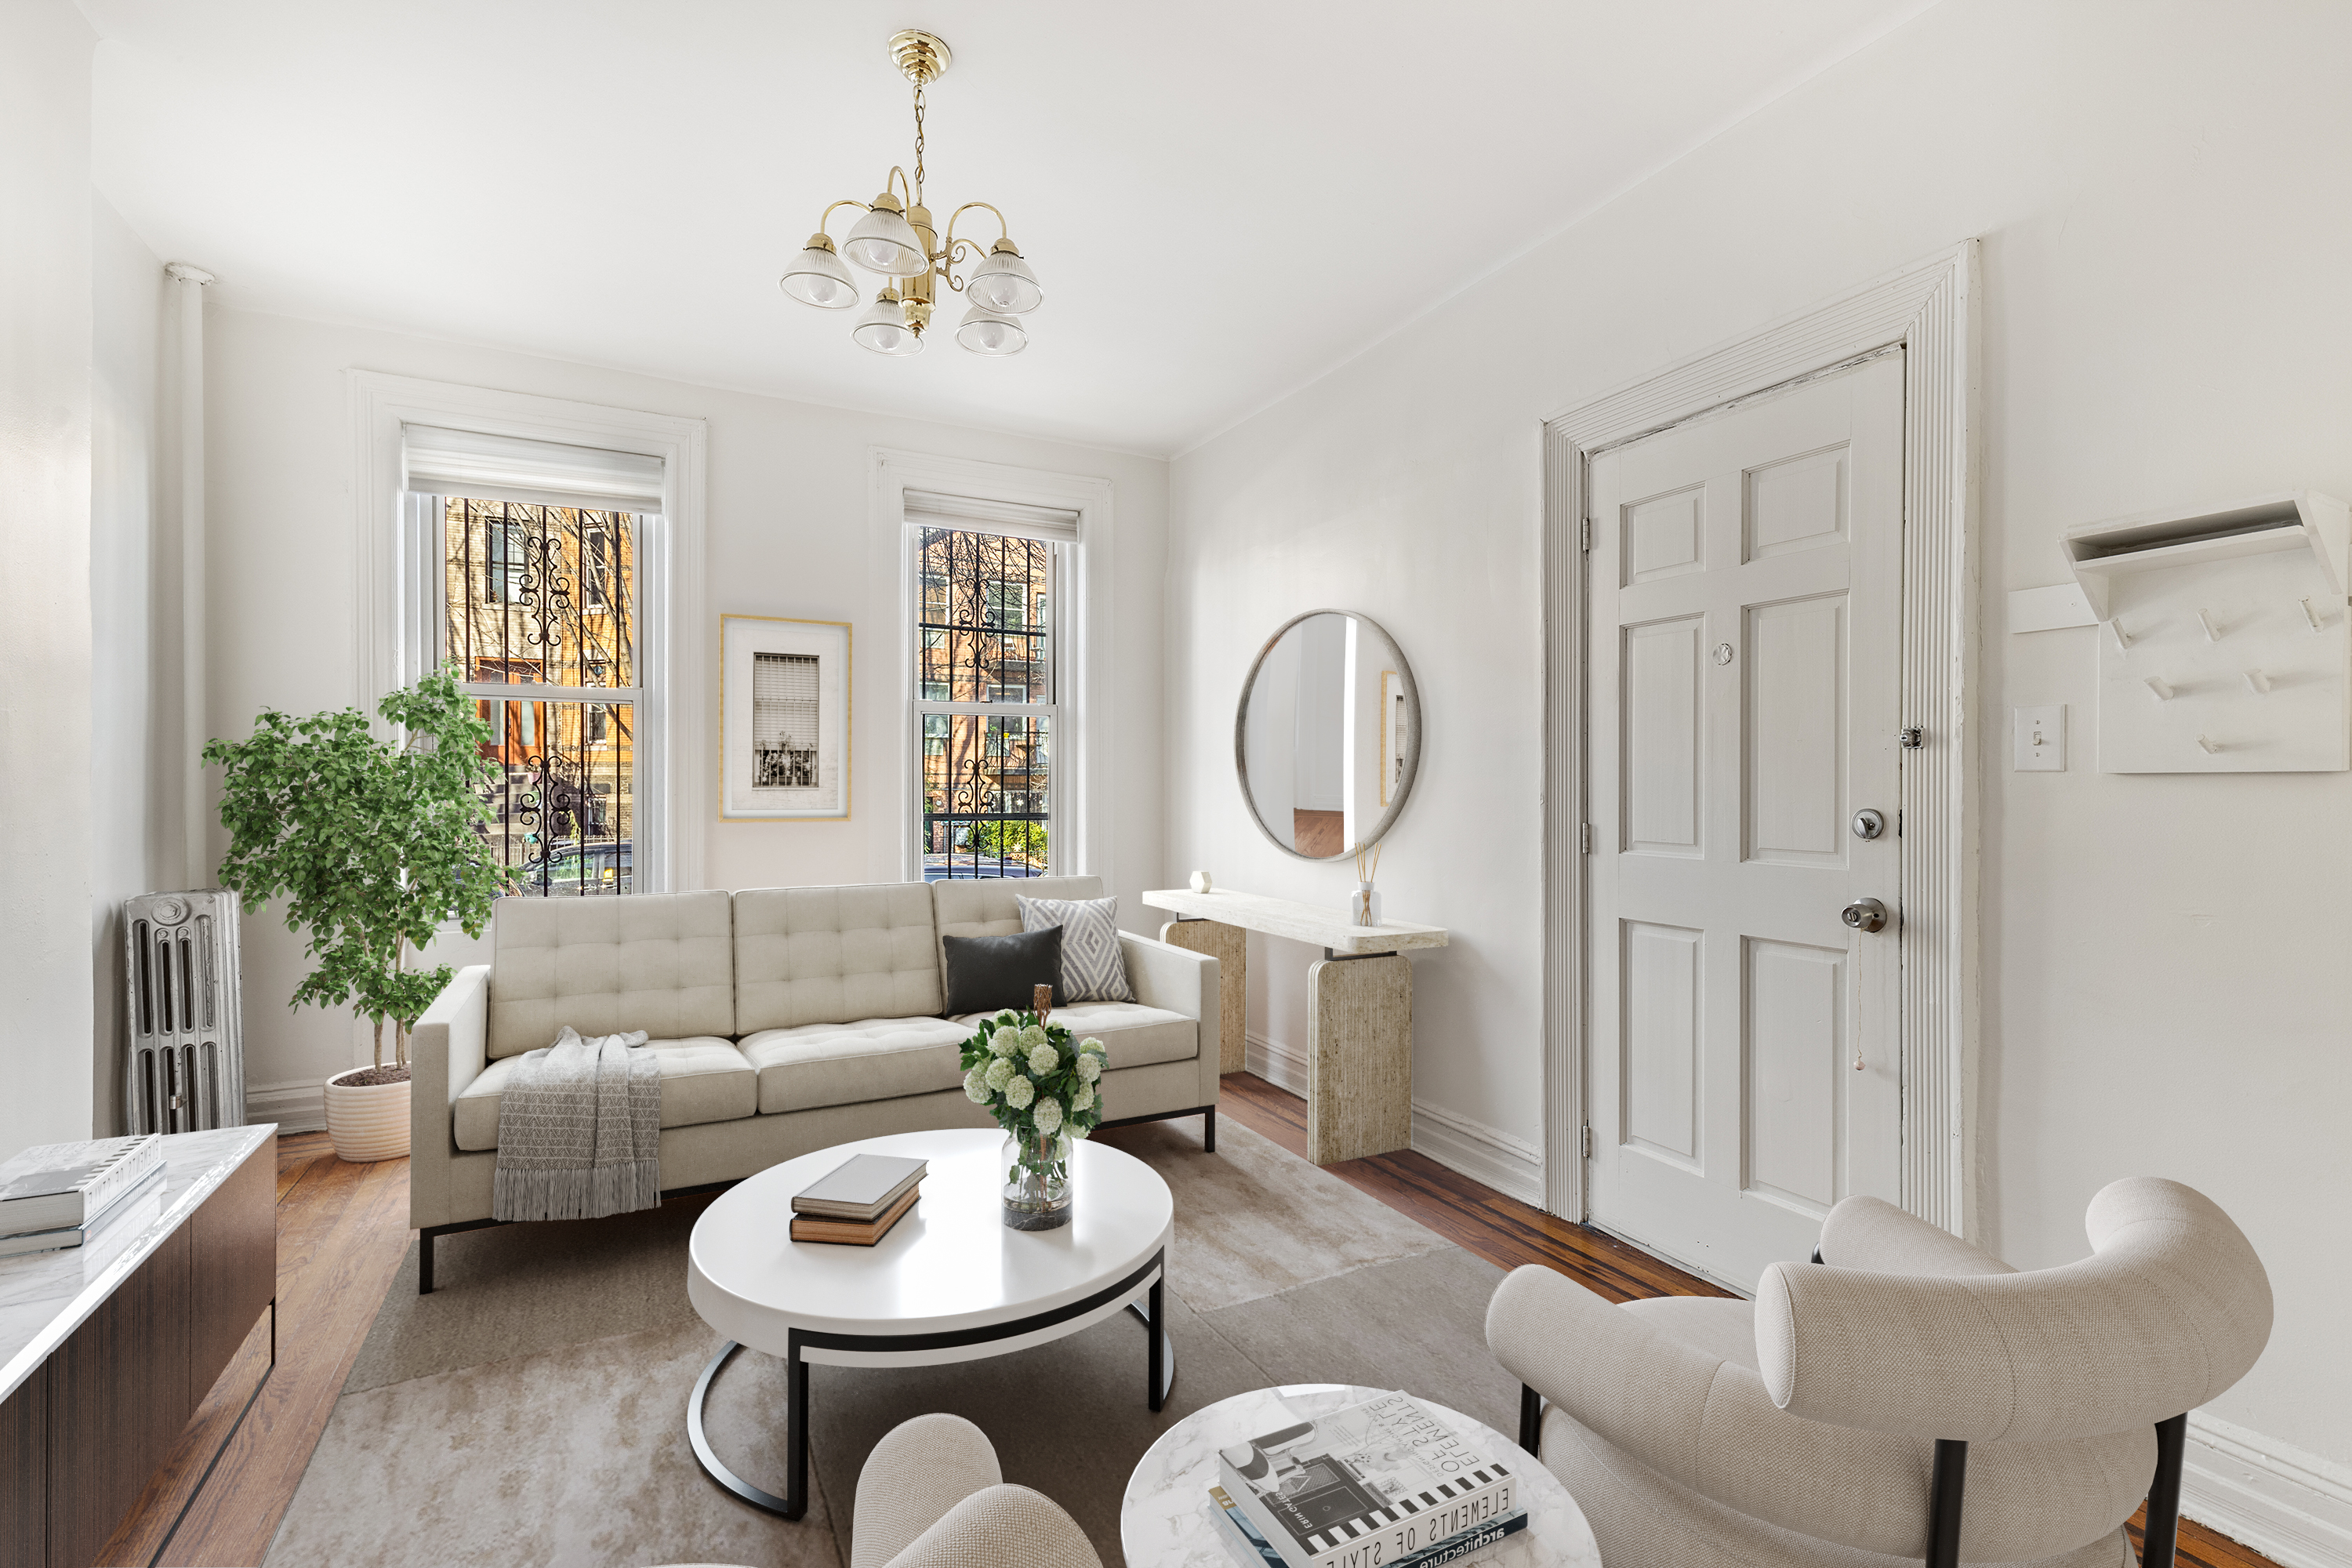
[778,235,858,308]
[778,31,1043,357]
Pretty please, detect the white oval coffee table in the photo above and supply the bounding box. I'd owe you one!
[686,1128,1175,1519]
[1121,1383,1601,1568]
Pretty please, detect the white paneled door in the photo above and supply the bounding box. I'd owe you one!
[1585,355,1904,1290]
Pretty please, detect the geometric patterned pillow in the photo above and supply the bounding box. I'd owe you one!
[1017,894,1136,1004]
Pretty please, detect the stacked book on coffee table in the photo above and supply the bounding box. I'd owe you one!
[1212,1392,1526,1568]
[789,1152,926,1245]
[0,1134,165,1258]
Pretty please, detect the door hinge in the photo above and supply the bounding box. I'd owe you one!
[1580,822,1592,855]
[1580,517,1592,551]
[1581,1123,1592,1160]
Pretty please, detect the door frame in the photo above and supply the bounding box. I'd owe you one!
[1541,241,1980,1240]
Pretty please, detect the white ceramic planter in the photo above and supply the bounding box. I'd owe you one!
[325,1068,412,1162]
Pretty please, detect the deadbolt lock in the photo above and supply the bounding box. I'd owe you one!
[1841,898,1889,934]
[1852,808,1886,840]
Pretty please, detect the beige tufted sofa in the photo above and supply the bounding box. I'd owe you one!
[1486,1178,2271,1568]
[407,875,1218,1290]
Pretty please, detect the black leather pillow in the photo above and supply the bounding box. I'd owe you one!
[942,925,1065,1016]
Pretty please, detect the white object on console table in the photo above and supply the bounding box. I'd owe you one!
[0,1123,274,1402]
[1140,887,1447,955]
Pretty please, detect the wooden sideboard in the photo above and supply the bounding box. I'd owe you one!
[0,1126,276,1568]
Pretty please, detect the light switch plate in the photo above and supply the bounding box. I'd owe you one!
[2014,705,2066,771]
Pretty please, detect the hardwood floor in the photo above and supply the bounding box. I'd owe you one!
[90,1091,2277,1568]
[100,1132,412,1568]
[1218,1072,2279,1568]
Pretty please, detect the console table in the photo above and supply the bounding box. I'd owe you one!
[1,1124,276,1568]
[1142,889,1446,1164]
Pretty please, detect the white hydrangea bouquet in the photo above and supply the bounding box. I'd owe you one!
[961,1005,1106,1230]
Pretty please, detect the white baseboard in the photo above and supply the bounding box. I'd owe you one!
[1245,1030,1310,1097]
[2182,1412,2352,1568]
[245,1076,328,1134]
[1243,1032,1545,1205]
[1409,1099,1545,1207]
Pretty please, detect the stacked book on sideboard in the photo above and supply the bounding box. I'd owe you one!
[789,1152,925,1245]
[1214,1392,1526,1568]
[0,1134,165,1258]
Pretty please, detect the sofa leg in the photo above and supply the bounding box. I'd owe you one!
[1926,1439,1968,1568]
[1519,1384,1543,1457]
[420,1230,434,1296]
[1203,1105,1218,1154]
[2142,1414,2187,1568]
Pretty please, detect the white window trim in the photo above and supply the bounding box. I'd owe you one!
[350,371,709,893]
[870,447,1115,889]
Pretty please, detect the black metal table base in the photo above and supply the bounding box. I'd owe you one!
[688,1249,1171,1519]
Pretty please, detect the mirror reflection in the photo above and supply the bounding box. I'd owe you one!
[1237,610,1419,860]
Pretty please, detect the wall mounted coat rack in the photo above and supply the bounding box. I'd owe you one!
[2061,491,2351,773]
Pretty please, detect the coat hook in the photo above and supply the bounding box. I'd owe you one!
[2108,619,2134,651]
[2196,735,2222,755]
[2197,608,2224,642]
[2246,669,2272,695]
[2302,597,2327,633]
[2146,676,2175,702]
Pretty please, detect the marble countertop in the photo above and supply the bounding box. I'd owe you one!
[0,1124,274,1403]
[1121,1383,1600,1568]
[1141,889,1450,956]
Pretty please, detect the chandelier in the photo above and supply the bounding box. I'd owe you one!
[777,31,1044,357]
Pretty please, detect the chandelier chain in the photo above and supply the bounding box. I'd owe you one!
[912,83,926,205]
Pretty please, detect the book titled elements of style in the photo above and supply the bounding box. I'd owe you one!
[1217,1393,1526,1568]
[0,1134,166,1258]
[789,1153,926,1246]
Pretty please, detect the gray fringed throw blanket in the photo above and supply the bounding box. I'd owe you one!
[492,1026,662,1221]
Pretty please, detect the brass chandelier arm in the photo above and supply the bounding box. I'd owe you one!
[938,202,1012,290]
[885,165,913,209]
[815,198,871,237]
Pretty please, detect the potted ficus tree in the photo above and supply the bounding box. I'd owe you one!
[205,669,506,1161]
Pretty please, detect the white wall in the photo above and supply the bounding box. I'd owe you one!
[1,2,99,1156]
[203,310,1167,1123]
[1167,0,2352,1481]
[89,196,175,1138]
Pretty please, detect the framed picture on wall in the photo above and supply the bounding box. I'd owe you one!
[720,615,851,819]
[1381,668,1410,807]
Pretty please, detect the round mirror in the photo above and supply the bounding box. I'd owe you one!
[1234,609,1421,861]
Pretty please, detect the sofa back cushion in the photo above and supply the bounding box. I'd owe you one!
[735,883,945,1032]
[488,891,735,1059]
[930,875,1105,950]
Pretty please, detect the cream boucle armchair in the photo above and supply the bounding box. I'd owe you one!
[847,1414,1101,1568]
[1487,1178,2270,1568]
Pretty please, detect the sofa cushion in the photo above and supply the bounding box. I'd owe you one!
[930,875,1105,948]
[1019,894,1136,1004]
[1622,1296,1761,1373]
[488,891,735,1059]
[453,1036,754,1151]
[949,1000,1196,1073]
[942,926,1063,1015]
[739,1016,976,1114]
[735,884,944,1033]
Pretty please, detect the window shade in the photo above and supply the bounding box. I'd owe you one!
[403,424,666,514]
[903,488,1080,541]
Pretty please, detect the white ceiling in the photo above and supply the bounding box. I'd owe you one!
[85,0,1938,456]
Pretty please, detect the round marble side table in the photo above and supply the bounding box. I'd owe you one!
[1120,1382,1602,1568]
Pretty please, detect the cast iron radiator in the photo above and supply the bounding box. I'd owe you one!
[123,890,245,1133]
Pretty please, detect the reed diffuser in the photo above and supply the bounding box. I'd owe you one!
[1348,842,1384,927]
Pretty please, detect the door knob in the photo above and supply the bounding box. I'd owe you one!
[1841,898,1889,933]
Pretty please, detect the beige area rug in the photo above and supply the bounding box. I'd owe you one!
[268,1118,1507,1568]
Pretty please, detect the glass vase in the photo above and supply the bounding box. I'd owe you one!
[1001,1128,1073,1231]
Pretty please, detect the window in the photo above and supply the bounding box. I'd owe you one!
[913,525,1056,880]
[440,496,640,897]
